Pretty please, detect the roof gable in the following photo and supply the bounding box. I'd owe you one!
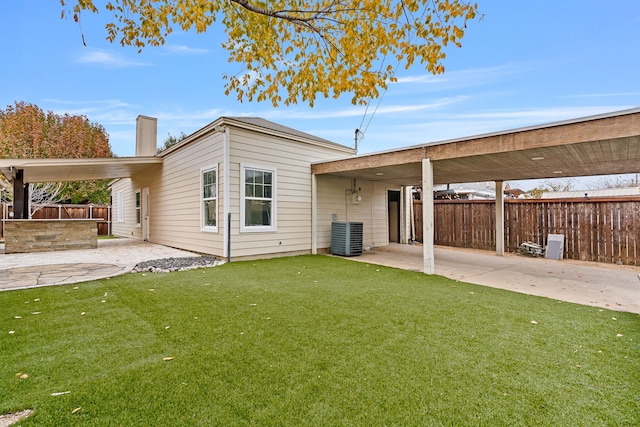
[224,117,341,146]
[161,116,354,156]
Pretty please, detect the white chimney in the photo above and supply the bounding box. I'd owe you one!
[136,115,157,156]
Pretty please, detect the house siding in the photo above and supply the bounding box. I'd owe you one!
[111,178,141,239]
[226,127,351,259]
[149,133,225,255]
[112,117,390,259]
[316,175,398,251]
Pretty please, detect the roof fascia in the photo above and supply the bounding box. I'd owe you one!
[221,117,355,154]
[332,107,640,160]
[160,117,355,157]
[159,117,226,157]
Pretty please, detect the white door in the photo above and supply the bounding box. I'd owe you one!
[142,187,150,241]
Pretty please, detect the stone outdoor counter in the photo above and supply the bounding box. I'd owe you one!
[3,219,100,254]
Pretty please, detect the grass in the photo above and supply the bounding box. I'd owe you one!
[1,255,638,426]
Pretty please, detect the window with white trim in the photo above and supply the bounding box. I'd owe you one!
[135,190,141,227]
[117,190,125,222]
[241,164,276,232]
[201,166,218,231]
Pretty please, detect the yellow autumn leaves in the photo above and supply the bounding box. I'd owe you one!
[61,1,479,106]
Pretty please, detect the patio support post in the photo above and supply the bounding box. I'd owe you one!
[495,180,505,256]
[401,185,412,244]
[23,184,29,219]
[311,174,317,254]
[422,158,435,274]
[13,169,25,219]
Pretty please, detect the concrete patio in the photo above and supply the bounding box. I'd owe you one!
[0,238,200,291]
[351,244,640,314]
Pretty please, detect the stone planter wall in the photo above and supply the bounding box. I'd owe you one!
[4,220,99,253]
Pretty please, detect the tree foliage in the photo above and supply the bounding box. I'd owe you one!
[588,174,639,190]
[157,131,188,153]
[526,187,546,199]
[60,0,480,106]
[0,101,113,204]
[541,178,577,193]
[525,178,577,199]
[0,101,112,158]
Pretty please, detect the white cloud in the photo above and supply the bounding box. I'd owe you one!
[443,106,635,123]
[394,63,535,89]
[254,97,467,121]
[163,44,209,54]
[43,99,133,109]
[558,92,640,99]
[76,50,150,68]
[41,99,139,125]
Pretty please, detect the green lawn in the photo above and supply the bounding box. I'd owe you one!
[1,255,638,426]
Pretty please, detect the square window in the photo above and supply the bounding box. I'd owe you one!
[241,165,276,232]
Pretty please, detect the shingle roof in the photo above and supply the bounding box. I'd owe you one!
[224,117,348,148]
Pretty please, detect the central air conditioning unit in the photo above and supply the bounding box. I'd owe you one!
[331,221,363,256]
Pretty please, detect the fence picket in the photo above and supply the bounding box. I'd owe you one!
[417,198,640,266]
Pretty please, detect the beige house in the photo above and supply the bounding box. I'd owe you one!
[110,116,408,260]
[3,108,638,272]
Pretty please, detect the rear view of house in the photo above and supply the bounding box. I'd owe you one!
[111,116,408,260]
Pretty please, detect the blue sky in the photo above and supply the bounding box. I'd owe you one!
[1,1,639,190]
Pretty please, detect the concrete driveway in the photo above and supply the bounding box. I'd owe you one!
[351,244,640,314]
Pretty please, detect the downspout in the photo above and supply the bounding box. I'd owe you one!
[222,125,231,262]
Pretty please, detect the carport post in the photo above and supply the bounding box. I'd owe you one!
[402,185,412,244]
[495,181,505,256]
[311,174,317,255]
[422,158,435,274]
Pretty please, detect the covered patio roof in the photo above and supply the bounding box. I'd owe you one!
[0,157,162,183]
[311,108,640,275]
[311,108,640,185]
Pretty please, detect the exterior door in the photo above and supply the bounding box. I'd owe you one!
[142,187,150,241]
[388,190,400,243]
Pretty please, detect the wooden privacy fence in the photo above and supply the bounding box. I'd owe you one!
[1,203,112,239]
[413,198,640,266]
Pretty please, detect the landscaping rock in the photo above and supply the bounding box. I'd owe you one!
[132,256,223,273]
[0,409,33,427]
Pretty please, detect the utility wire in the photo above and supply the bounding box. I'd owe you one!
[356,5,428,145]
